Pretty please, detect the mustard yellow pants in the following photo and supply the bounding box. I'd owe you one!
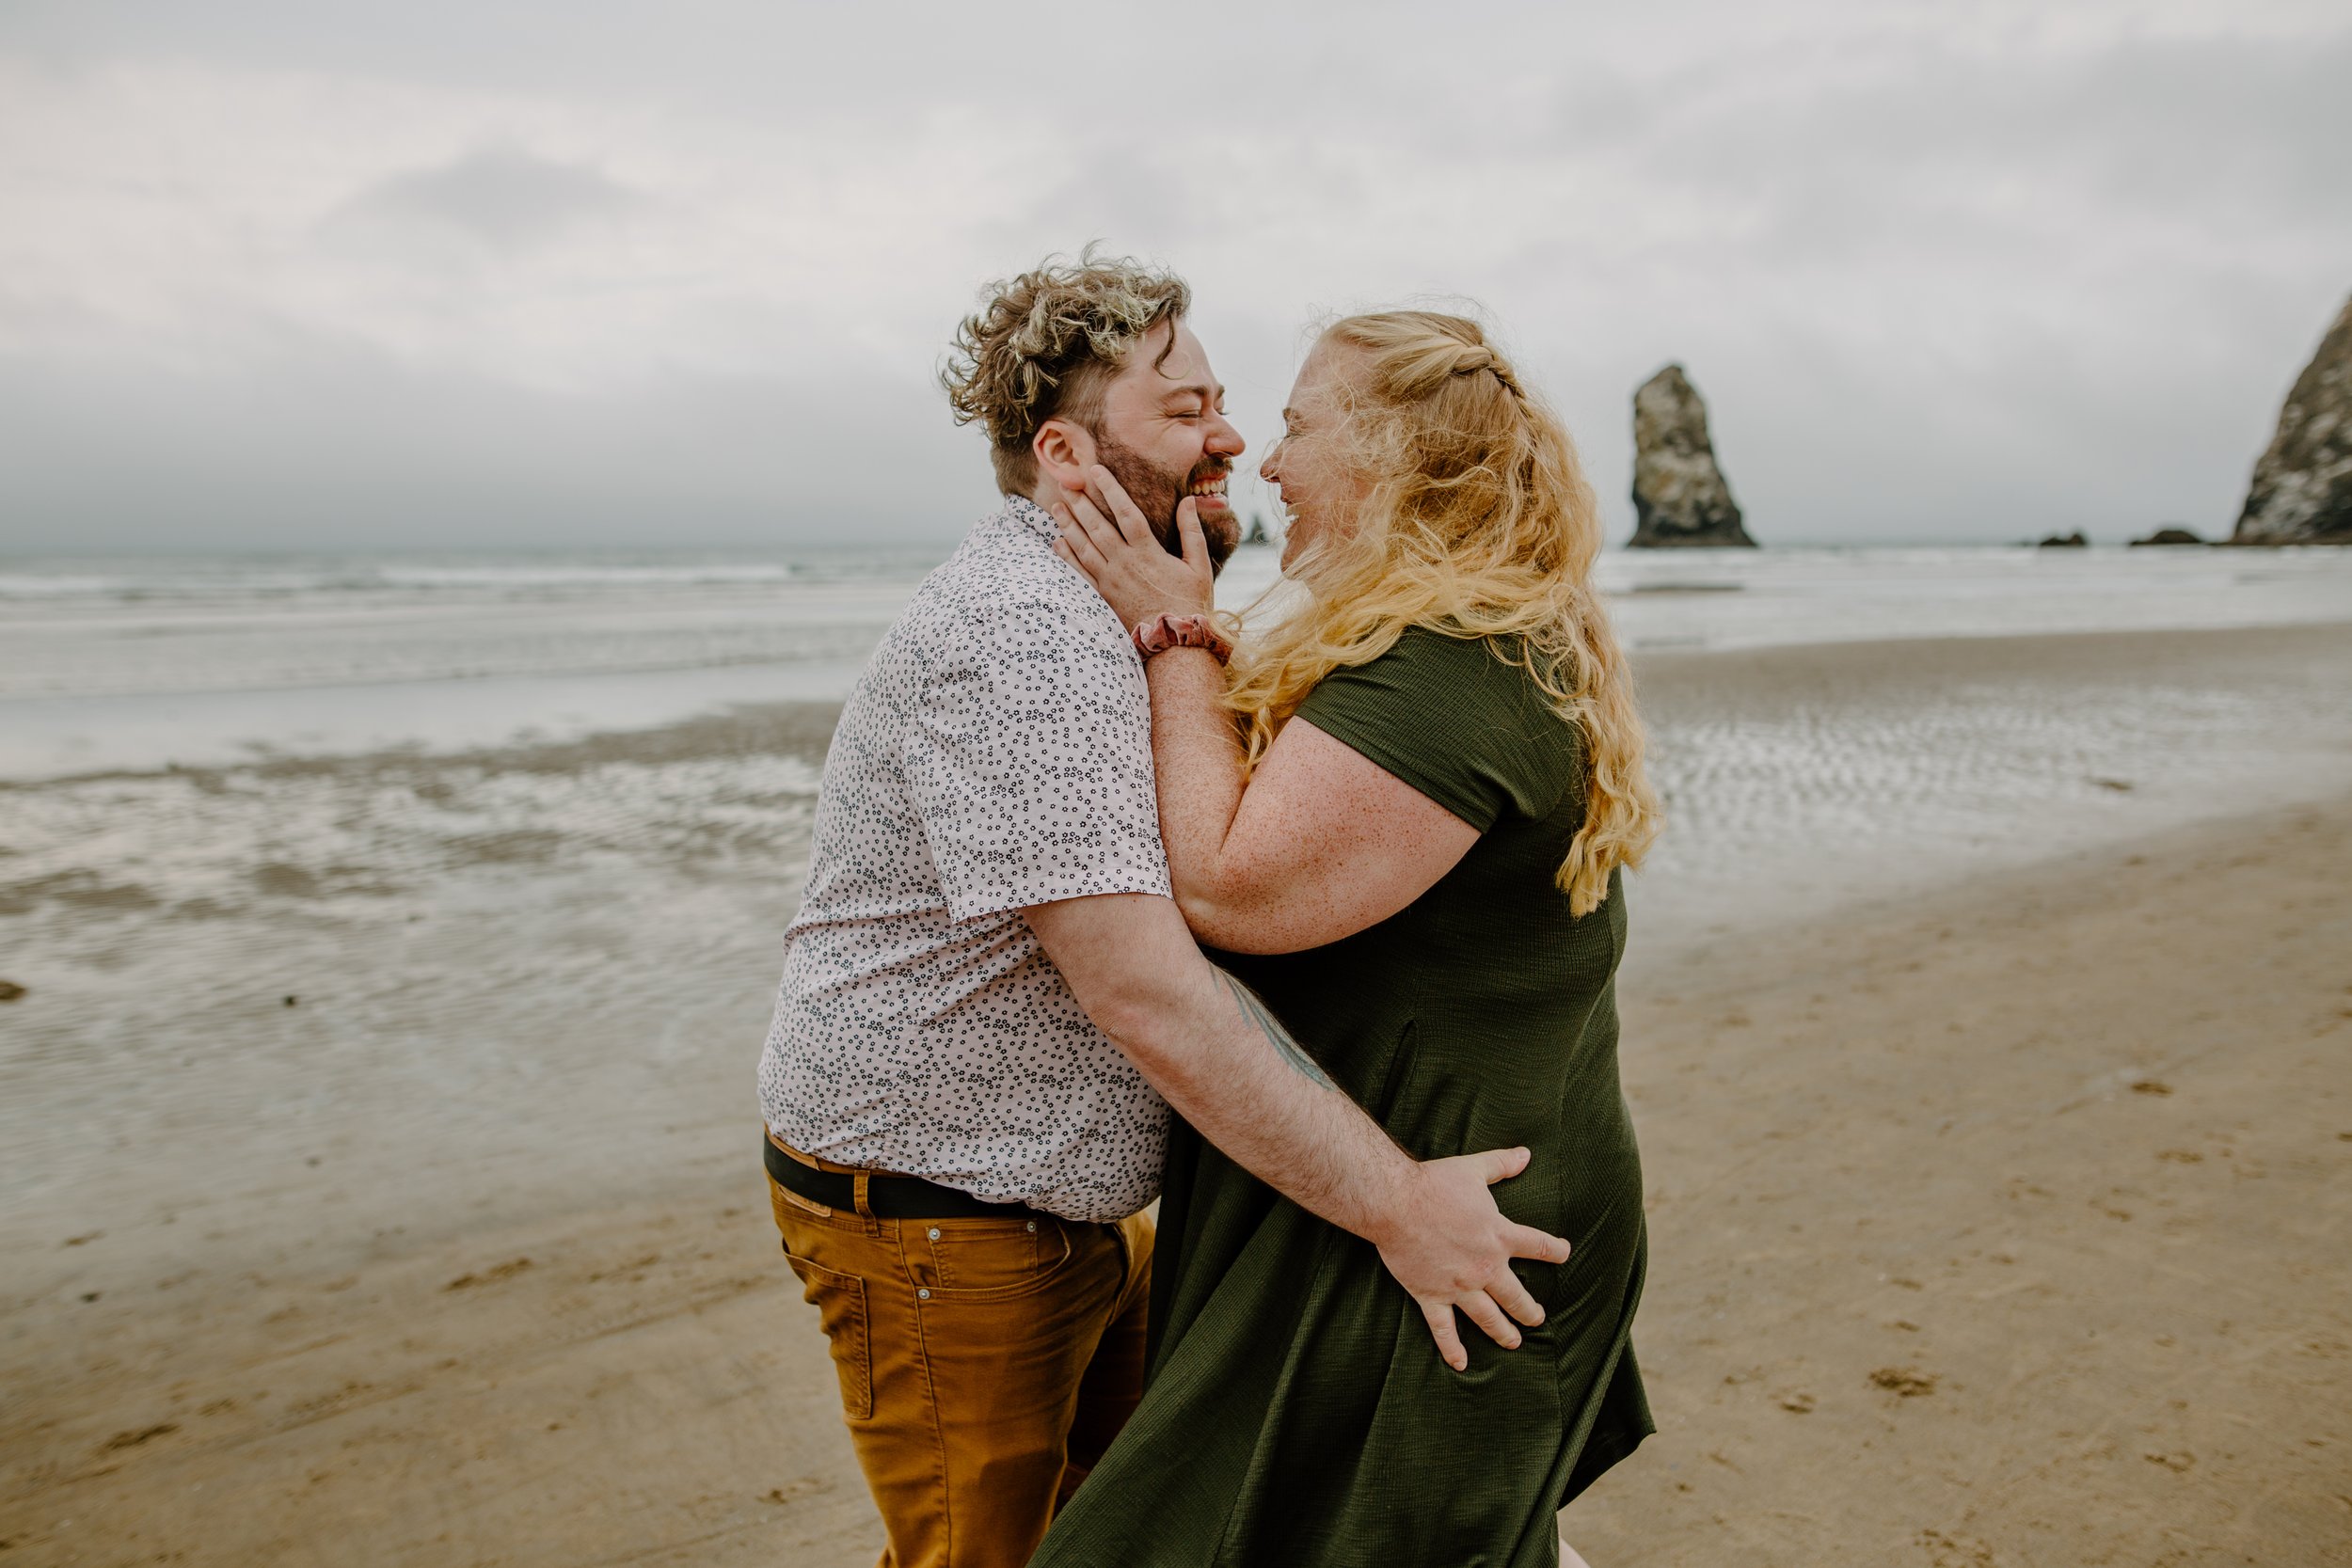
[767,1136,1153,1568]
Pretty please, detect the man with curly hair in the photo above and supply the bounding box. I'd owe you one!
[755,252,1567,1568]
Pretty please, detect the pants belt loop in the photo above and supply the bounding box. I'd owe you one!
[851,1168,879,1233]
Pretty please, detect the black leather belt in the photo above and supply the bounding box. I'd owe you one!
[762,1134,1054,1222]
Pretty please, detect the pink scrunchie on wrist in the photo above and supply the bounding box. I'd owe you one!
[1132,611,1233,666]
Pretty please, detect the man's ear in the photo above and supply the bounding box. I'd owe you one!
[1032,418,1097,496]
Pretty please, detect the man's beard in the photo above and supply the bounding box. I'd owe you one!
[1093,433,1239,574]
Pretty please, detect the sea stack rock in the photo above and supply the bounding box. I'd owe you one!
[1629,365,1756,547]
[2232,293,2352,545]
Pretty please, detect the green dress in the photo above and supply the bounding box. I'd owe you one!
[1035,626,1652,1568]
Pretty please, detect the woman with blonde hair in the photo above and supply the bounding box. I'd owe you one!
[1031,309,1661,1566]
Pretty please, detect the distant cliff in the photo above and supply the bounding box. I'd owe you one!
[1629,365,1756,548]
[2233,293,2352,546]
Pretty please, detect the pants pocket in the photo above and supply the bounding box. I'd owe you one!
[922,1216,1073,1295]
[784,1249,873,1421]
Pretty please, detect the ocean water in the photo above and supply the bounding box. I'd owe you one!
[3,540,2350,1261]
[6,542,2352,777]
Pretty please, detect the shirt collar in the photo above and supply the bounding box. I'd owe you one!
[1000,494,1057,545]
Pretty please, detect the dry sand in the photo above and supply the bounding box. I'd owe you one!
[1568,793,2352,1566]
[5,638,2350,1566]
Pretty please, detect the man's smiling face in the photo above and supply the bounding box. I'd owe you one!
[1089,320,1246,570]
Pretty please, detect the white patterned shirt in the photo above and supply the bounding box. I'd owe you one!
[756,497,1171,1220]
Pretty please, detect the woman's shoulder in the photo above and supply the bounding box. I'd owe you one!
[1376,622,1505,671]
[1311,625,1557,721]
[1296,624,1581,830]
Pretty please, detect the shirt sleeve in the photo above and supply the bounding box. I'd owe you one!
[1293,626,1582,833]
[905,594,1172,923]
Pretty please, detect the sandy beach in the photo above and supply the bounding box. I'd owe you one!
[11,4,2350,1560]
[5,622,2350,1566]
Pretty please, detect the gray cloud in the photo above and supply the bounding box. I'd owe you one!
[328,145,643,255]
[0,1,2344,550]
[0,328,990,550]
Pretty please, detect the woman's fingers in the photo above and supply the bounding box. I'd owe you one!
[1083,465,1154,547]
[1175,497,1209,573]
[1052,511,1109,574]
[1420,1301,1469,1373]
[1051,537,1104,587]
[1059,491,1125,556]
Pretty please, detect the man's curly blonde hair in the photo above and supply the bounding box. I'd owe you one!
[941,248,1191,495]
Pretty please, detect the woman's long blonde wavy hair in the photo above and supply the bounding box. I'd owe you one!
[1226,310,1661,915]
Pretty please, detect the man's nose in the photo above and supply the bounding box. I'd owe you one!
[1206,412,1246,458]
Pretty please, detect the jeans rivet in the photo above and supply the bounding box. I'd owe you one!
[917,1287,930,1300]
[1025,1220,1037,1232]
[927,1227,941,1241]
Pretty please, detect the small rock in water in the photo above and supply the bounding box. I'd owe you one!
[1629,365,1756,548]
[2036,531,2090,548]
[2130,526,2206,547]
[2233,292,2352,546]
[0,979,24,1001]
[283,994,298,1007]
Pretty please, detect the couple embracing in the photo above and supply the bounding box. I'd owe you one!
[755,251,1661,1567]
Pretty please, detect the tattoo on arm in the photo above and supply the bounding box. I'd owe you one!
[1214,968,1336,1090]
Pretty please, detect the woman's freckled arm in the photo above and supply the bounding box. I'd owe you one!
[1141,651,1478,954]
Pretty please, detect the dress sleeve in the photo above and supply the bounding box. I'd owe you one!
[904,594,1171,923]
[1293,626,1582,833]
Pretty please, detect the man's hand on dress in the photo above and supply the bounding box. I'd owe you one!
[1373,1147,1571,1372]
[1052,465,1214,630]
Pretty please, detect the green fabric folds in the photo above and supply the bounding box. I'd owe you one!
[1035,627,1653,1568]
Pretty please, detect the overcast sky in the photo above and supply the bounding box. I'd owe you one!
[2,0,2346,552]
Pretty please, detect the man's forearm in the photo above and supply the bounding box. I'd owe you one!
[1025,889,1562,1366]
[1120,952,1418,1247]
[1027,888,1417,1242]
